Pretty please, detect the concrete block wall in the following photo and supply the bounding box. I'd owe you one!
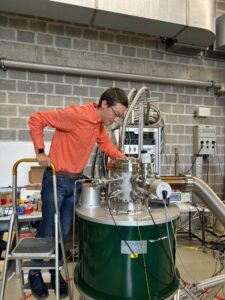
[0,10,224,199]
[217,0,225,16]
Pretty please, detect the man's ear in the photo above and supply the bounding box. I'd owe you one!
[101,99,108,108]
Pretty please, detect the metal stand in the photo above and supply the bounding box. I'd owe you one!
[0,158,72,300]
[171,275,225,299]
[177,205,208,247]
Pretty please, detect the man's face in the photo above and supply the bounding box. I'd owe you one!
[100,100,126,126]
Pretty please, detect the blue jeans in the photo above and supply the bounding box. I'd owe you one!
[37,168,82,244]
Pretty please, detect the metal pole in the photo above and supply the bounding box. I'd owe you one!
[52,168,72,300]
[0,214,15,300]
[1,58,222,91]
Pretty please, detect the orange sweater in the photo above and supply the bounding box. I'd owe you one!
[29,102,125,173]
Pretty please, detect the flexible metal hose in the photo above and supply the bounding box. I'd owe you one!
[193,176,225,227]
[119,86,148,152]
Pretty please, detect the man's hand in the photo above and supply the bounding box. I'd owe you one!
[36,153,51,167]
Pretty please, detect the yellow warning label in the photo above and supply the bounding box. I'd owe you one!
[130,253,138,258]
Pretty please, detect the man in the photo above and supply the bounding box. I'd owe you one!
[28,87,128,299]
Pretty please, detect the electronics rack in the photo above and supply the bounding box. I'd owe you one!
[124,126,161,174]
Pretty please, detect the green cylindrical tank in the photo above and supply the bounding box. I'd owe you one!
[74,205,180,300]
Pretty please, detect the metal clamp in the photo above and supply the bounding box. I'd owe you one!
[0,58,7,71]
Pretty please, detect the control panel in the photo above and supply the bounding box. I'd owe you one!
[169,191,192,203]
[124,126,160,173]
[193,125,216,156]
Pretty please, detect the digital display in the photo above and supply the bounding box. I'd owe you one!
[169,192,182,202]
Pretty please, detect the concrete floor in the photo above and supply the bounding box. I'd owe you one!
[1,238,225,300]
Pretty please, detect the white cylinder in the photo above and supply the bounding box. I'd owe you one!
[150,180,172,200]
[140,150,151,164]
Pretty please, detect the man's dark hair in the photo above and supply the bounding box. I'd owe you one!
[98,87,128,108]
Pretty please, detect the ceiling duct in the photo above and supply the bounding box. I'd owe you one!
[165,38,206,55]
[215,14,225,51]
[205,14,225,59]
[94,0,216,54]
[164,0,216,55]
[0,0,216,55]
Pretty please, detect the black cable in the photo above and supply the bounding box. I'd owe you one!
[103,153,108,177]
[91,147,99,178]
[212,255,225,277]
[143,200,181,280]
[161,149,173,174]
[183,146,203,175]
[145,197,181,281]
[106,196,179,286]
[204,155,210,183]
[160,119,165,153]
[215,143,224,179]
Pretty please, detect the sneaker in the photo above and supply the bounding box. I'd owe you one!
[0,239,6,251]
[28,271,49,300]
[51,272,69,299]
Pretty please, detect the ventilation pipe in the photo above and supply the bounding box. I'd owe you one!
[192,176,225,228]
[161,175,225,228]
[0,0,216,49]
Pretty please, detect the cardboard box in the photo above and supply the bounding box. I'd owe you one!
[29,166,45,184]
[37,199,42,212]
[24,184,42,190]
[0,260,4,280]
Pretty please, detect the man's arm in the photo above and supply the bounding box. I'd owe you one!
[96,126,126,159]
[29,112,52,167]
[28,107,76,166]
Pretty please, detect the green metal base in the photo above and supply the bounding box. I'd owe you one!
[74,212,180,300]
[75,264,179,300]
